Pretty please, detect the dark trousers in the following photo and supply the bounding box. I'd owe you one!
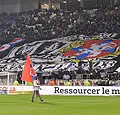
[31,90,43,102]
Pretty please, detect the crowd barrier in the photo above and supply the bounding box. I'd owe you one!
[41,79,120,86]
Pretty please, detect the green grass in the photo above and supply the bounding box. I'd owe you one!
[0,95,120,115]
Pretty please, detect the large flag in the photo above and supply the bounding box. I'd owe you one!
[63,40,120,60]
[21,54,36,82]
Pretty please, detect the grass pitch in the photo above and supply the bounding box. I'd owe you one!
[0,95,120,115]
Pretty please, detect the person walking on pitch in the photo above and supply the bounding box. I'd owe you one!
[21,54,44,103]
[31,77,44,102]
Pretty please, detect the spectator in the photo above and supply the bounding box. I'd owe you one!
[65,80,72,86]
[84,79,90,86]
[49,79,55,86]
[13,80,19,86]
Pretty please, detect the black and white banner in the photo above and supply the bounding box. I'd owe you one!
[0,33,119,72]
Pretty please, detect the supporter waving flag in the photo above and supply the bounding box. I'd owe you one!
[21,54,36,82]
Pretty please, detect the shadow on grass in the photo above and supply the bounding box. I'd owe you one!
[41,101,57,106]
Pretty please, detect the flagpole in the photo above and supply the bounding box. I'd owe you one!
[7,71,10,95]
[22,80,24,94]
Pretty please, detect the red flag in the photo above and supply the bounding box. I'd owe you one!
[21,54,36,82]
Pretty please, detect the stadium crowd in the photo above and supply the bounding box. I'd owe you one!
[0,4,120,44]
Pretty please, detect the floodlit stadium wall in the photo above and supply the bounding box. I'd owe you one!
[1,86,120,96]
[0,0,38,13]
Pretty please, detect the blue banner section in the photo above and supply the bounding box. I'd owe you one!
[0,90,7,94]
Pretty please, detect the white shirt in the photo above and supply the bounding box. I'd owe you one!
[33,80,40,90]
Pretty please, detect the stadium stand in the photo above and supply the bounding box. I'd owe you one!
[0,5,120,42]
[0,3,120,86]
